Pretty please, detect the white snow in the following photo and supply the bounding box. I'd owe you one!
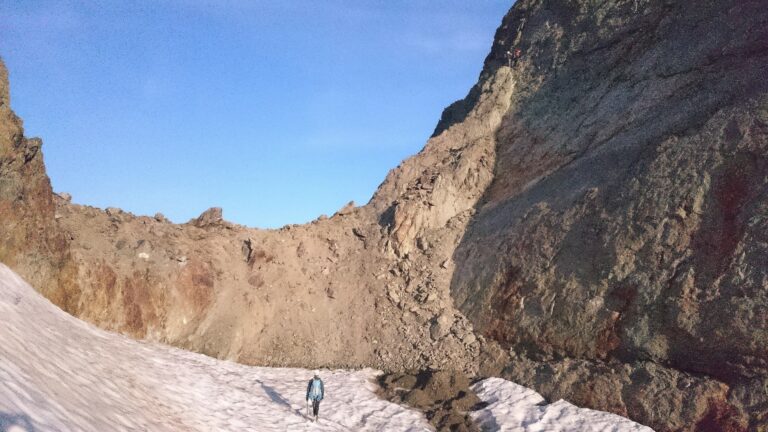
[0,263,652,431]
[471,378,654,432]
[0,264,432,431]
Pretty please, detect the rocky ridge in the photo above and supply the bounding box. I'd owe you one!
[1,0,767,430]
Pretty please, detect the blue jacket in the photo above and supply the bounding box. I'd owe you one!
[306,377,324,401]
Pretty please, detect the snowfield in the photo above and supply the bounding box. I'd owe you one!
[471,379,653,432]
[0,264,430,431]
[0,264,652,431]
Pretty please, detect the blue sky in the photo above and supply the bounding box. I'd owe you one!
[2,1,511,228]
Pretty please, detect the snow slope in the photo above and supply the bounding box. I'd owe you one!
[471,378,653,432]
[0,263,652,431]
[0,264,431,431]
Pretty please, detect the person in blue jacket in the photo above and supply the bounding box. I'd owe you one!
[306,370,325,420]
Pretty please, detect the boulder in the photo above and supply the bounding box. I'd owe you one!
[192,207,223,228]
[430,312,453,341]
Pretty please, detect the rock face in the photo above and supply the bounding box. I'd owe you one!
[0,60,76,307]
[377,370,482,432]
[447,1,768,430]
[191,207,224,228]
[1,0,767,430]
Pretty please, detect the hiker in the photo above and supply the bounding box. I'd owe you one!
[506,47,523,68]
[306,370,325,421]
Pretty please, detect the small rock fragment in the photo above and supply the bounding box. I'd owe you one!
[242,238,254,262]
[335,201,356,216]
[430,312,454,341]
[388,285,401,303]
[462,333,477,346]
[416,237,430,252]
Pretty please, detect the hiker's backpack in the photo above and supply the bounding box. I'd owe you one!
[310,378,322,399]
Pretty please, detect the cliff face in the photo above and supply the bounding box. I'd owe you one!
[1,0,767,430]
[448,0,768,430]
[0,61,76,307]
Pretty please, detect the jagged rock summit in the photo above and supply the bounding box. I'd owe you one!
[1,1,767,430]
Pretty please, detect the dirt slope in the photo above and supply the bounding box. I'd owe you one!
[45,57,517,373]
[1,0,767,430]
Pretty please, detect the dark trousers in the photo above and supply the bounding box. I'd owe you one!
[312,399,321,416]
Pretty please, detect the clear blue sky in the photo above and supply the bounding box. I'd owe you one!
[2,1,511,228]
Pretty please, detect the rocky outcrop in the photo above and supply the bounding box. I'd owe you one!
[0,59,76,308]
[370,65,515,258]
[377,370,482,432]
[191,207,224,228]
[448,0,768,430]
[2,0,767,429]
